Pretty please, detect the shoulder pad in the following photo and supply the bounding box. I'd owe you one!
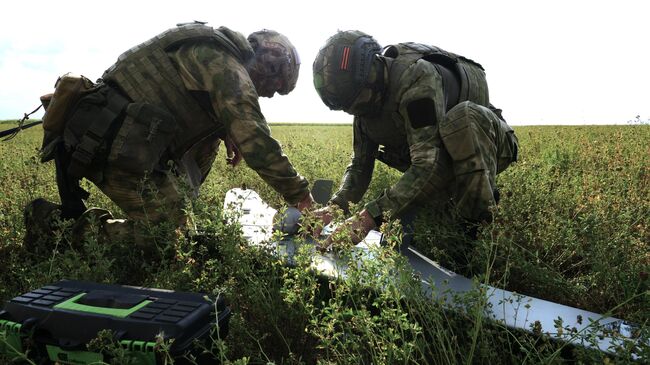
[457,55,485,71]
[176,20,208,26]
[382,42,432,58]
[216,26,255,61]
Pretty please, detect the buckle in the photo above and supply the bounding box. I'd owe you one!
[72,135,101,165]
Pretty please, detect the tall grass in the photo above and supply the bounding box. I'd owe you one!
[0,122,648,364]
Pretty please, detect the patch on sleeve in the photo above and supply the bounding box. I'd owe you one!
[407,98,436,129]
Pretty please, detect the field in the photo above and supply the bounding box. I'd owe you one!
[0,121,648,364]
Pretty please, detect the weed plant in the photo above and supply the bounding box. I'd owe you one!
[0,122,648,364]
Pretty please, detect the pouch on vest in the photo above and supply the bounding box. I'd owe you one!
[439,115,479,170]
[40,74,96,162]
[107,103,177,174]
[64,86,129,183]
[497,124,518,174]
[42,73,96,133]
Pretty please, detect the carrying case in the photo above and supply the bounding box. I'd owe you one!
[0,280,230,364]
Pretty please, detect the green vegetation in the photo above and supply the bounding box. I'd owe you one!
[0,122,648,364]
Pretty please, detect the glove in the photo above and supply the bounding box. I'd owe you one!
[273,207,302,235]
[310,205,335,238]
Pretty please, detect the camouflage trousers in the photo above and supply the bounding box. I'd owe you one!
[439,101,518,222]
[23,135,222,251]
[91,134,221,243]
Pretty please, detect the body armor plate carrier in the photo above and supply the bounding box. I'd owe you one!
[383,42,489,109]
[102,24,248,159]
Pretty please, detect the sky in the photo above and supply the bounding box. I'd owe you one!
[1,0,648,125]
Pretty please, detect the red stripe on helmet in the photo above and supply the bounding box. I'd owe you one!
[340,46,350,70]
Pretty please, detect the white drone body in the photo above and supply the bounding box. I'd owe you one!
[223,187,643,358]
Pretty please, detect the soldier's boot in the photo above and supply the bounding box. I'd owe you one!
[23,198,64,255]
[72,208,163,259]
[71,207,120,247]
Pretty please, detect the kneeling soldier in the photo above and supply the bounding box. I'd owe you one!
[312,30,519,249]
[25,22,314,252]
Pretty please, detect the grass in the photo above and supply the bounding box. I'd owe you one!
[0,121,648,364]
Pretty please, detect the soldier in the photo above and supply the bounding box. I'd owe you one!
[24,22,314,250]
[312,30,518,249]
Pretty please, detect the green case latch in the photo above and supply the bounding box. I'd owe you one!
[0,319,24,360]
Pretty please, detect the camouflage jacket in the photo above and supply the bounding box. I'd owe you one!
[105,25,309,205]
[330,43,494,219]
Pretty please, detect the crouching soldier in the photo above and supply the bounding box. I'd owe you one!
[311,30,519,249]
[24,22,314,253]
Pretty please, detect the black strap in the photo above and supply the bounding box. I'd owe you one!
[56,86,128,218]
[1,104,43,141]
[0,120,42,140]
[433,63,460,112]
[55,142,88,219]
[67,88,129,179]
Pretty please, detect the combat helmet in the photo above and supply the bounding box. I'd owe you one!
[248,30,300,95]
[313,30,382,110]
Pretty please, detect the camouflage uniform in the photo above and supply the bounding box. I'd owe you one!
[29,24,309,244]
[97,24,307,224]
[323,42,518,224]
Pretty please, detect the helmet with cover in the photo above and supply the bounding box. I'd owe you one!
[248,29,300,96]
[313,30,381,110]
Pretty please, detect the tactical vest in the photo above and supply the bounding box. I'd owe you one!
[383,42,489,109]
[360,43,490,172]
[102,24,250,158]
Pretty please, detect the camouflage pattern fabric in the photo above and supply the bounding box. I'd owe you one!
[64,27,308,242]
[97,163,193,227]
[440,101,517,221]
[26,25,309,249]
[247,29,301,95]
[330,47,518,223]
[166,37,308,205]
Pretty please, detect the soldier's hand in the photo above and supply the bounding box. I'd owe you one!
[271,193,313,236]
[296,193,315,212]
[316,209,376,252]
[345,209,377,244]
[312,206,335,238]
[225,135,242,167]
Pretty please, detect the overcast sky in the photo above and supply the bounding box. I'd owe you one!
[1,0,648,125]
